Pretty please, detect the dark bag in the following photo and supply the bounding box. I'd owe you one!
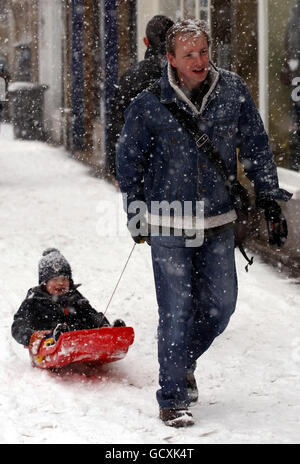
[149,82,254,269]
[230,180,251,247]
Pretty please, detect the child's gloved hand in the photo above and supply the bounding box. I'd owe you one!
[113,319,126,327]
[53,323,70,342]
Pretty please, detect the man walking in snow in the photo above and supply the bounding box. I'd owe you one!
[116,19,291,427]
[106,15,174,182]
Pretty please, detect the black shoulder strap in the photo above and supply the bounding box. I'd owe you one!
[147,80,161,99]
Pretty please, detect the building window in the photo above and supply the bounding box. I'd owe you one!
[182,0,211,23]
[160,0,211,24]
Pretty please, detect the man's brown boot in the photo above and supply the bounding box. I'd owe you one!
[159,408,195,427]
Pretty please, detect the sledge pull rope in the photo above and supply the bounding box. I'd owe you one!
[99,242,137,324]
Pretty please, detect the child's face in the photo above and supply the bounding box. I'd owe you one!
[46,276,70,296]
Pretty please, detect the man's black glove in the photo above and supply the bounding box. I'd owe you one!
[127,217,151,245]
[113,319,126,327]
[132,234,151,245]
[258,199,288,247]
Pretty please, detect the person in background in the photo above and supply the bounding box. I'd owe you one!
[105,15,174,183]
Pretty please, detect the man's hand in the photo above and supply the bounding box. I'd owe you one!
[127,217,151,245]
[259,199,288,247]
[132,234,151,245]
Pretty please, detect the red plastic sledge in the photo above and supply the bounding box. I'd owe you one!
[29,327,135,369]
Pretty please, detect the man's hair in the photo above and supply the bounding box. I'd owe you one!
[146,15,174,49]
[166,19,211,56]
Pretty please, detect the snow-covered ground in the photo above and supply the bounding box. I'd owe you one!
[0,124,299,444]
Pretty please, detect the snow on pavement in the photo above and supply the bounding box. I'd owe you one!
[0,124,299,444]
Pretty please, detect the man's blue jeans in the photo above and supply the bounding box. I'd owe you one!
[151,227,238,409]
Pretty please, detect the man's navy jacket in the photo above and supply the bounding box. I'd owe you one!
[116,64,291,220]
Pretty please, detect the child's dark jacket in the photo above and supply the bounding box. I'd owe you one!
[12,284,110,346]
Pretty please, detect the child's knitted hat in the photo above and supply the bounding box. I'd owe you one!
[38,248,72,284]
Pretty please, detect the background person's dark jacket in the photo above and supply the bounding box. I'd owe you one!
[106,46,167,179]
[12,285,110,346]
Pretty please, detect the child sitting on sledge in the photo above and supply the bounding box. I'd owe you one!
[12,248,125,348]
